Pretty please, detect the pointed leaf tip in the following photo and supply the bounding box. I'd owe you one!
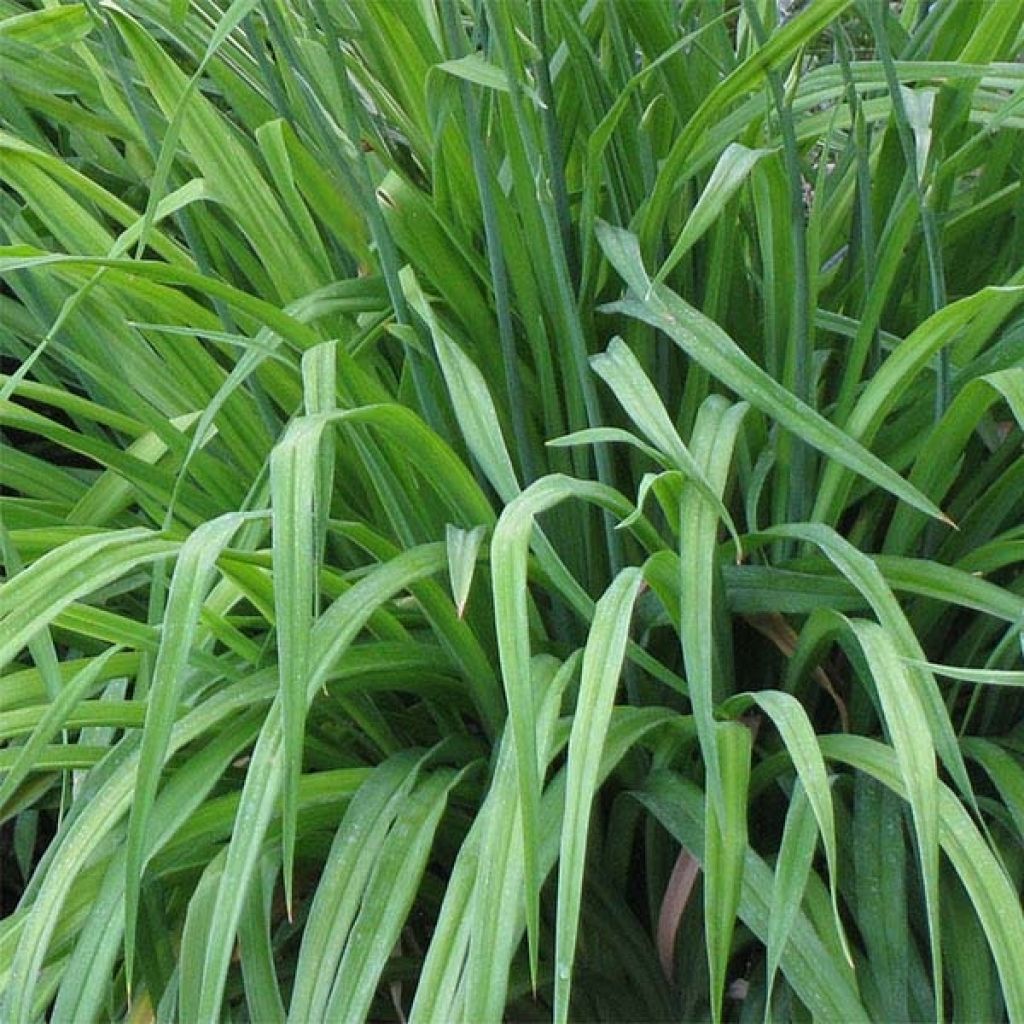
[595,219,651,297]
[446,524,487,618]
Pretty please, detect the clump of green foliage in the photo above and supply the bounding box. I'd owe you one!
[2,0,1024,1020]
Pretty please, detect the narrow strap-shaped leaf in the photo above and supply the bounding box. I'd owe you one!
[704,721,752,1024]
[446,523,487,618]
[554,566,643,1024]
[193,544,449,1021]
[654,142,774,284]
[51,709,265,1024]
[461,655,577,1023]
[300,341,338,564]
[491,474,660,979]
[547,426,668,469]
[814,286,1024,524]
[961,738,1024,843]
[591,338,741,556]
[820,734,1024,1021]
[289,752,421,1023]
[763,781,818,1022]
[847,620,943,1019]
[403,266,520,502]
[270,419,319,918]
[0,647,122,814]
[0,515,63,704]
[679,397,748,820]
[918,662,1024,688]
[641,0,854,246]
[0,4,92,48]
[636,770,870,1023]
[596,221,949,524]
[0,529,178,671]
[3,688,268,1023]
[269,403,492,915]
[885,367,1024,555]
[854,771,911,1023]
[124,513,250,994]
[406,826,477,1024]
[110,4,324,301]
[239,853,286,1024]
[721,689,849,968]
[323,768,463,1022]
[180,850,229,1024]
[767,523,973,805]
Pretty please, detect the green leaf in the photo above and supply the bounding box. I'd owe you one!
[270,418,319,917]
[323,768,463,1022]
[0,647,121,811]
[435,53,511,93]
[554,567,644,1024]
[0,530,179,672]
[637,771,869,1023]
[403,266,519,503]
[846,620,943,1019]
[721,689,849,968]
[0,5,92,49]
[446,523,487,618]
[820,734,1024,1020]
[547,426,668,469]
[655,142,774,283]
[814,286,1024,524]
[596,222,949,524]
[704,721,752,1024]
[193,544,450,1020]
[238,852,285,1024]
[461,655,577,1023]
[124,513,250,993]
[591,338,741,557]
[766,523,972,803]
[289,752,423,1022]
[853,772,911,1023]
[111,7,325,302]
[763,781,818,1020]
[678,397,748,820]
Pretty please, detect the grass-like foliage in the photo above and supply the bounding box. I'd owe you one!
[3,0,1024,1020]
